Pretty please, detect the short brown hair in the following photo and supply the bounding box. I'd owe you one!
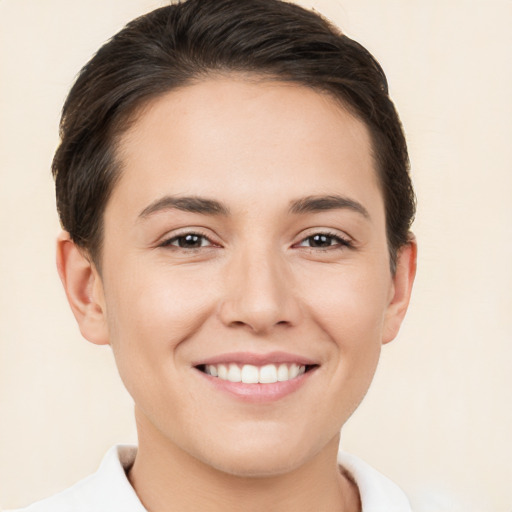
[53,0,415,271]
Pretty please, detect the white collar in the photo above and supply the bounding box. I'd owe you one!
[13,445,411,511]
[11,446,144,512]
[337,451,412,511]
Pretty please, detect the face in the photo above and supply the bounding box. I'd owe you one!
[81,77,414,477]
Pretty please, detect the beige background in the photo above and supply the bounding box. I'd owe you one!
[1,0,511,510]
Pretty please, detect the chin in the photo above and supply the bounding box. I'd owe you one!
[205,448,306,478]
[195,424,330,478]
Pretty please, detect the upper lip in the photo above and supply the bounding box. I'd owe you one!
[192,351,319,367]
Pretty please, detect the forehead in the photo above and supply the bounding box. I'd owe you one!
[110,77,382,219]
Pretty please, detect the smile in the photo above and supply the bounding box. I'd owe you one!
[201,363,307,384]
[193,352,319,402]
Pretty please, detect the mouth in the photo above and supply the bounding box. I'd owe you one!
[195,362,317,384]
[192,352,319,401]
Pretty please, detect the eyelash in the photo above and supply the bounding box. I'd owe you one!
[294,231,353,250]
[159,231,216,250]
[159,230,352,252]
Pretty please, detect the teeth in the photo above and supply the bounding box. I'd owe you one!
[277,363,289,381]
[259,364,278,383]
[217,364,228,380]
[227,363,242,382]
[241,364,259,384]
[204,363,307,384]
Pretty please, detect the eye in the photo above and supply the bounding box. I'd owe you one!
[161,232,214,249]
[296,232,352,249]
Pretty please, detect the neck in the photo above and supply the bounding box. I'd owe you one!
[128,410,361,512]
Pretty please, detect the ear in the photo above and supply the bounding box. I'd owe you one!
[56,231,109,345]
[382,236,417,344]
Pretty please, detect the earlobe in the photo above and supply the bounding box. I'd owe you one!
[56,231,110,345]
[382,236,417,344]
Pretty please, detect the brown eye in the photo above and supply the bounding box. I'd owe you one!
[162,233,212,249]
[308,234,335,247]
[297,232,351,249]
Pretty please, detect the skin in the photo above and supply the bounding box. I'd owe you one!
[57,77,416,512]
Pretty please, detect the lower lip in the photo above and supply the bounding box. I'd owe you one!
[195,368,316,403]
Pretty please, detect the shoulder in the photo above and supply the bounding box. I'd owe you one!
[338,451,412,512]
[6,446,146,512]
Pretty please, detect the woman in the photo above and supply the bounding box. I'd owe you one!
[11,0,416,510]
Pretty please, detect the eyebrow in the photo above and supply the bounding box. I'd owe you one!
[138,193,370,220]
[289,195,370,219]
[138,195,230,219]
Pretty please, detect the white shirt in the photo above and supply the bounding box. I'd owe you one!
[8,445,412,512]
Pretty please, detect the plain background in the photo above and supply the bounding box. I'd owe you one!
[0,0,511,510]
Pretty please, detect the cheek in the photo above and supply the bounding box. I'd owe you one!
[101,269,208,415]
[304,264,391,347]
[104,262,217,360]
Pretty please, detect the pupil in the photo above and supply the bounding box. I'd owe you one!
[311,234,331,247]
[179,234,201,248]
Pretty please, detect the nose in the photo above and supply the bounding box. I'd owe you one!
[218,246,301,335]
